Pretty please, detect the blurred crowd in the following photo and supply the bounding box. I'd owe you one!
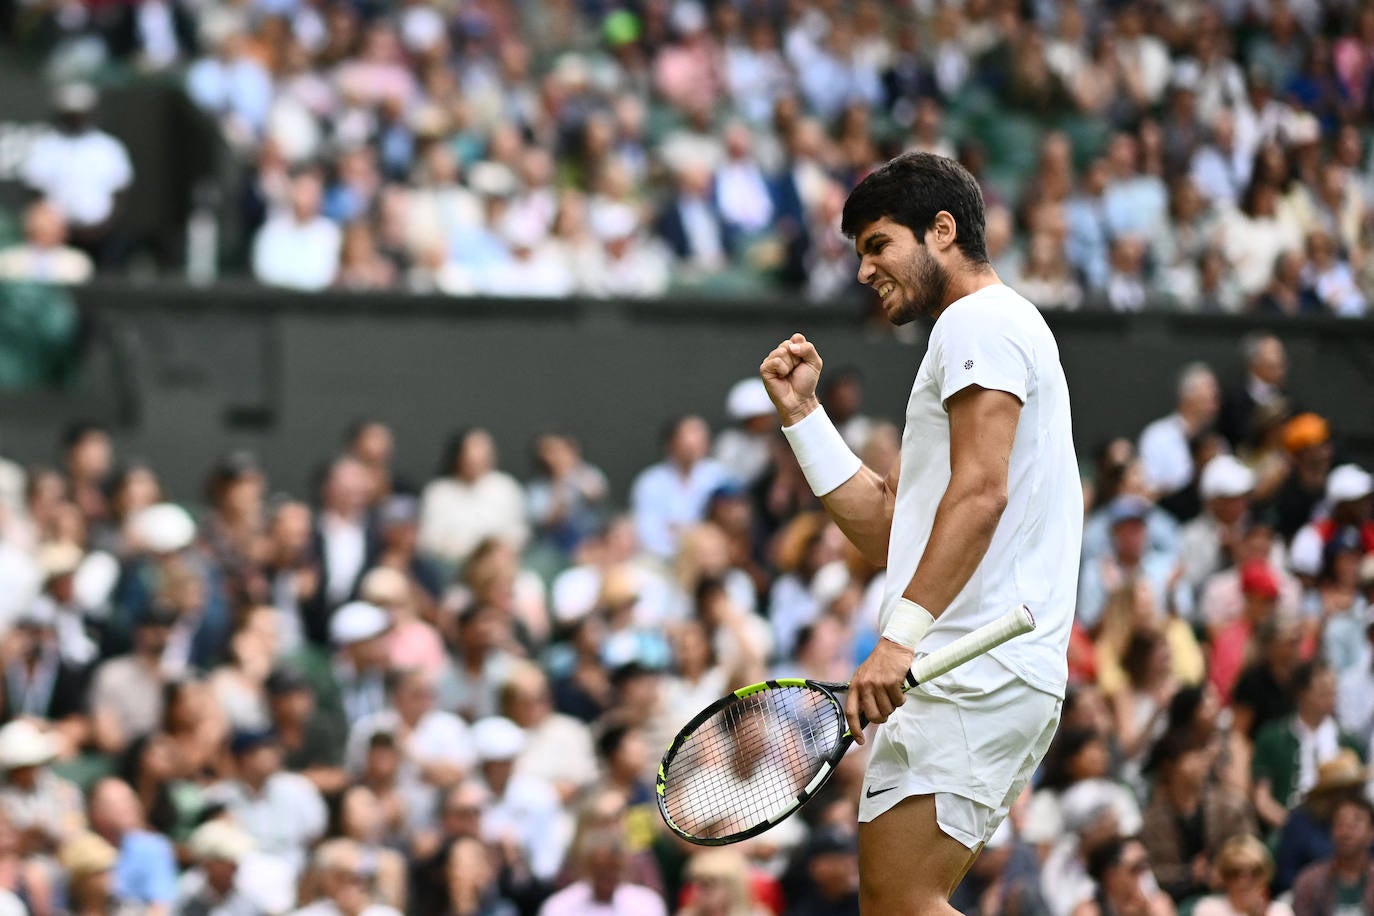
[0,325,1364,916]
[0,0,1373,313]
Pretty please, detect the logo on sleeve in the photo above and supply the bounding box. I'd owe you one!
[964,360,974,370]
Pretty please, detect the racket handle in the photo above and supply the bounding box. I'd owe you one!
[906,606,1036,687]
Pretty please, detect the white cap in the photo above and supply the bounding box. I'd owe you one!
[187,820,255,863]
[131,503,197,554]
[726,378,773,421]
[671,0,707,34]
[551,567,601,623]
[809,560,851,608]
[471,717,525,762]
[467,161,517,198]
[1328,464,1374,504]
[1199,455,1256,500]
[38,542,83,579]
[329,601,391,646]
[0,720,55,770]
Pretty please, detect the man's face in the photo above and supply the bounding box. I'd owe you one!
[1112,518,1147,563]
[1332,803,1374,858]
[669,418,710,465]
[808,851,858,900]
[854,217,949,326]
[1253,338,1287,386]
[1301,670,1338,721]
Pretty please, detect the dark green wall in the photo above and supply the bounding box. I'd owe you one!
[1,280,1370,507]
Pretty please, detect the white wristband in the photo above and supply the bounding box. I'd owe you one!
[882,598,935,649]
[781,407,863,497]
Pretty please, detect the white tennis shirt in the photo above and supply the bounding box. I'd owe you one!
[880,284,1081,698]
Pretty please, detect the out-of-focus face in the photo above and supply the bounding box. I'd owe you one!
[1251,337,1286,386]
[808,850,858,900]
[1111,517,1147,564]
[68,431,113,481]
[668,417,710,465]
[289,172,323,221]
[1332,802,1374,858]
[24,201,66,247]
[271,502,313,553]
[324,460,370,516]
[458,430,496,479]
[1300,669,1338,721]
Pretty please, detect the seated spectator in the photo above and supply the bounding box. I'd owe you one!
[89,610,176,756]
[1303,228,1368,317]
[1252,660,1361,831]
[1218,179,1304,303]
[185,25,273,148]
[175,819,260,915]
[1019,233,1084,311]
[205,729,327,879]
[1199,520,1301,641]
[0,200,93,285]
[1138,364,1221,503]
[59,832,133,916]
[470,717,567,884]
[357,566,443,674]
[526,432,609,557]
[500,664,596,803]
[1274,750,1367,894]
[1208,559,1286,702]
[1078,496,1191,631]
[0,600,90,756]
[1315,528,1371,675]
[251,167,341,291]
[442,835,518,916]
[1105,237,1150,312]
[1230,614,1304,741]
[1273,414,1334,543]
[20,85,133,263]
[1139,732,1255,903]
[1106,628,1186,787]
[1179,456,1257,595]
[1291,795,1374,914]
[655,162,732,275]
[291,838,402,916]
[1193,835,1292,916]
[538,827,665,916]
[418,429,529,568]
[1071,835,1175,916]
[265,667,347,796]
[0,720,84,856]
[332,785,407,911]
[1338,612,1374,753]
[87,778,177,912]
[1290,465,1374,582]
[630,416,732,562]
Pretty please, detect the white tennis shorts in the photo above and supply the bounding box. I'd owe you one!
[856,650,1061,849]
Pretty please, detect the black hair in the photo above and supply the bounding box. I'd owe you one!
[840,151,989,265]
[438,427,476,477]
[60,420,108,452]
[596,724,632,762]
[1039,726,1103,791]
[1121,629,1164,688]
[1292,658,1331,697]
[1085,835,1139,885]
[1166,685,1206,733]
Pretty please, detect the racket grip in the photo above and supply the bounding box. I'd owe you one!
[907,606,1036,686]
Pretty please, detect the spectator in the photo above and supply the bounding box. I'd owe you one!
[1303,229,1367,318]
[20,85,132,264]
[0,200,93,285]
[1139,732,1255,903]
[526,433,609,557]
[1218,334,1290,453]
[89,610,176,755]
[1071,835,1174,916]
[0,720,84,856]
[1273,414,1333,542]
[291,838,401,916]
[1138,363,1221,501]
[418,429,529,568]
[0,600,91,755]
[175,819,259,916]
[185,25,273,148]
[87,777,177,913]
[655,162,731,275]
[358,566,443,673]
[630,416,732,561]
[1291,795,1374,915]
[251,168,342,291]
[713,379,777,490]
[312,456,379,625]
[1290,465,1374,581]
[1274,750,1368,895]
[470,717,567,884]
[204,729,327,878]
[1252,660,1360,829]
[537,828,665,916]
[442,835,518,916]
[1077,496,1190,631]
[305,601,393,741]
[1193,835,1292,916]
[500,664,596,804]
[265,667,347,795]
[59,832,128,916]
[1179,456,1258,594]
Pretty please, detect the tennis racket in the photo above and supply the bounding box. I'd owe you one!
[655,605,1036,846]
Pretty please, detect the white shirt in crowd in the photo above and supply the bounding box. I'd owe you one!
[345,707,475,831]
[0,245,93,284]
[482,773,569,882]
[204,773,327,876]
[514,714,599,794]
[418,472,529,564]
[22,129,133,227]
[1138,413,1193,497]
[319,512,367,606]
[251,212,341,291]
[883,285,1080,698]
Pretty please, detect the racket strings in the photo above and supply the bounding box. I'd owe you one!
[661,686,843,840]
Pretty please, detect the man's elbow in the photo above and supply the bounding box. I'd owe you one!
[951,480,1008,525]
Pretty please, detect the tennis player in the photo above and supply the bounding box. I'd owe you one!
[760,152,1081,913]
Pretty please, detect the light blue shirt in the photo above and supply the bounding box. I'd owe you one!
[630,459,733,559]
[115,830,178,905]
[1077,549,1193,629]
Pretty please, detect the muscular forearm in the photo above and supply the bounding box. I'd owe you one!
[818,465,894,567]
[902,482,1007,617]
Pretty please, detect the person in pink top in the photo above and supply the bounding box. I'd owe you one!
[537,830,666,916]
[1208,559,1281,703]
[359,566,445,673]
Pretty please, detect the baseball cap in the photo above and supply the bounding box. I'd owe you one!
[229,729,278,756]
[471,717,525,762]
[131,503,197,554]
[1199,455,1255,500]
[1327,465,1373,504]
[1239,559,1280,600]
[329,601,391,646]
[1108,495,1151,527]
[1282,413,1330,454]
[725,378,773,422]
[1324,527,1366,571]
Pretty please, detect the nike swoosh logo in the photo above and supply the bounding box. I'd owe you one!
[865,785,898,799]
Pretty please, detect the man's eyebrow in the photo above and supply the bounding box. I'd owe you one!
[858,232,888,255]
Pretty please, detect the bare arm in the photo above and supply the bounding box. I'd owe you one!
[759,333,898,566]
[844,385,1021,739]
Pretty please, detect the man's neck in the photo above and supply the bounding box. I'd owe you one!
[932,269,1001,319]
[1296,708,1325,731]
[1334,851,1369,882]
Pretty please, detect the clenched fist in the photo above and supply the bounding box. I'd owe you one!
[760,333,823,426]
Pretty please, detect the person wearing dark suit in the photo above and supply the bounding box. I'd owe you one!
[654,162,736,270]
[1218,333,1291,450]
[310,456,382,647]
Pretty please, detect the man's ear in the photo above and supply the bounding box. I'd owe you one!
[930,210,959,253]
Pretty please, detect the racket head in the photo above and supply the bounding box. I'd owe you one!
[656,678,851,846]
